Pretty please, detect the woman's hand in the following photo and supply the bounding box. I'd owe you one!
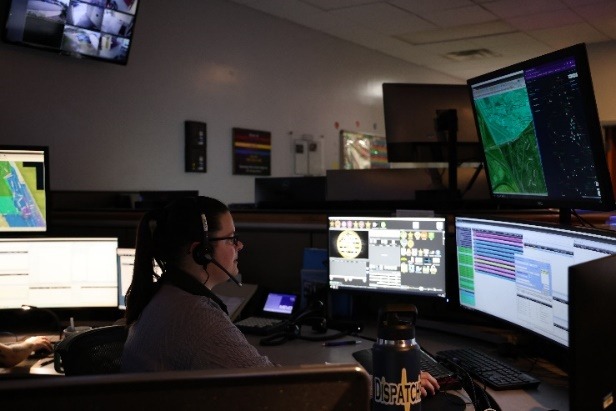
[420,371,440,397]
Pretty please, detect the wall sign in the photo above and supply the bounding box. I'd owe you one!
[232,128,271,175]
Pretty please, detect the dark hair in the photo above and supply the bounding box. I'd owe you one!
[124,196,230,326]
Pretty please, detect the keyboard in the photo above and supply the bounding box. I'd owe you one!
[436,347,540,391]
[352,348,462,390]
[235,316,287,335]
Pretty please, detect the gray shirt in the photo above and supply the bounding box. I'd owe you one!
[121,284,273,372]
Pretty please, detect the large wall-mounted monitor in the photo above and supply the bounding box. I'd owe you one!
[382,83,481,163]
[3,0,139,65]
[0,237,119,309]
[328,216,447,299]
[455,216,616,347]
[467,43,615,215]
[0,145,49,233]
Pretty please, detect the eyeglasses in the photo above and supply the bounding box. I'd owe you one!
[209,235,241,246]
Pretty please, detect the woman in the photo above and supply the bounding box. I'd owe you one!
[120,196,440,396]
[121,196,273,372]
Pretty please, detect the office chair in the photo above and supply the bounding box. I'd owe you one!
[54,325,128,376]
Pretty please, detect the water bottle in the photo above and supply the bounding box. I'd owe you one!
[372,304,422,411]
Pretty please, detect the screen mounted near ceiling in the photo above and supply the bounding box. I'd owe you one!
[3,0,139,65]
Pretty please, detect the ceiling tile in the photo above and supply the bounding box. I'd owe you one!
[467,31,545,48]
[238,0,322,19]
[396,21,515,45]
[328,2,436,35]
[573,1,616,20]
[505,8,582,31]
[562,0,614,7]
[470,38,553,60]
[529,22,610,48]
[592,18,616,40]
[483,0,569,18]
[418,5,498,28]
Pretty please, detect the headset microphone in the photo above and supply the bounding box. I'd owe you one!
[209,257,243,287]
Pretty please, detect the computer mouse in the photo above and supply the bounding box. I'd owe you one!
[30,348,52,359]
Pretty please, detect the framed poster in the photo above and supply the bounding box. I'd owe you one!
[340,130,389,169]
[232,128,271,175]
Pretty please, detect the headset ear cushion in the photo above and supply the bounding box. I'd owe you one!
[192,242,213,265]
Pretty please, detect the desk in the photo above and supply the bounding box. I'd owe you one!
[2,323,570,410]
[246,325,569,411]
[1,355,58,377]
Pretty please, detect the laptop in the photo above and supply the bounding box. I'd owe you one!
[235,292,298,335]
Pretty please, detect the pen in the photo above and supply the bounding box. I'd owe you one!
[322,340,362,347]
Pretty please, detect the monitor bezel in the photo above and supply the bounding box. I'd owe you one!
[0,144,50,236]
[467,43,615,212]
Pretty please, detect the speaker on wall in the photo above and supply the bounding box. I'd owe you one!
[185,121,207,173]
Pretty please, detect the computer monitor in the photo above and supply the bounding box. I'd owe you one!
[328,216,447,298]
[117,247,161,310]
[0,237,119,309]
[467,43,615,217]
[569,254,616,411]
[455,216,616,347]
[382,83,481,163]
[0,145,49,234]
[3,0,140,65]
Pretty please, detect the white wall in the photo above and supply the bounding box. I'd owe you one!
[0,0,460,204]
[2,0,616,204]
[588,41,616,125]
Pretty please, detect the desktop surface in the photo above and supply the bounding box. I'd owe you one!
[245,322,569,411]
[2,320,570,410]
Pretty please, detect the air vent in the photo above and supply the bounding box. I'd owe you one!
[444,49,501,61]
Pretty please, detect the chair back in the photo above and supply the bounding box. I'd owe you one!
[54,325,128,375]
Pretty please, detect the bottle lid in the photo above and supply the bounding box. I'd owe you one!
[377,304,417,340]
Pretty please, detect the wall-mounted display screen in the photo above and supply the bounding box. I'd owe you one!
[3,0,139,65]
[0,146,49,233]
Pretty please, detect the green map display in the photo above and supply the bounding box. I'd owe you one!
[0,160,46,230]
[474,88,548,195]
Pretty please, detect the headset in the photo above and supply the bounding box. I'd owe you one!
[191,200,242,287]
[191,210,213,266]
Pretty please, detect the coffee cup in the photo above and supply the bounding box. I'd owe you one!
[62,325,92,339]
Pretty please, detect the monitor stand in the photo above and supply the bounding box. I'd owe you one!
[559,208,572,225]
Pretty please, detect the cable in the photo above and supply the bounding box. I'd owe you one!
[437,357,499,411]
[571,209,596,228]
